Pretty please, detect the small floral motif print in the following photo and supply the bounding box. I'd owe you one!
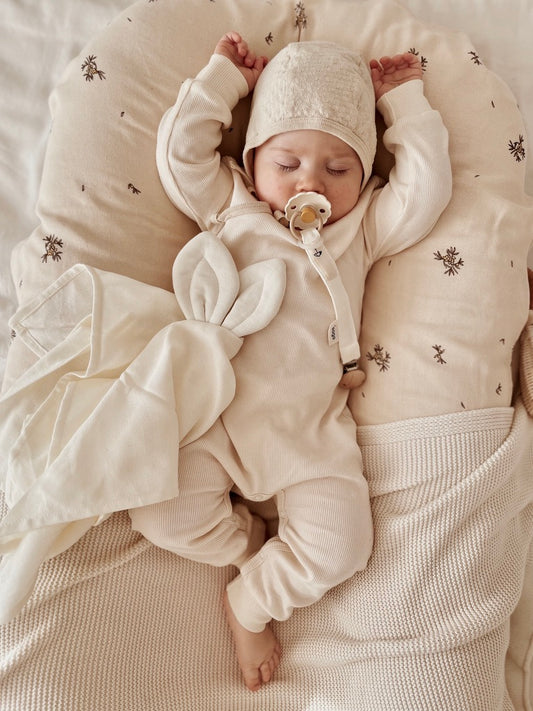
[468,50,483,66]
[496,383,502,395]
[295,2,307,40]
[508,135,526,162]
[128,183,141,195]
[265,32,274,45]
[81,55,106,82]
[366,344,391,372]
[408,48,427,71]
[433,344,447,364]
[41,235,63,263]
[434,246,464,276]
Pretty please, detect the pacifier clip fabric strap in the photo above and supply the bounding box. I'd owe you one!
[284,192,362,388]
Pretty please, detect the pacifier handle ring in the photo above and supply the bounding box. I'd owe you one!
[288,209,324,241]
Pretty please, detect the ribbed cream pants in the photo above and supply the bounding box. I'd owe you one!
[130,419,372,632]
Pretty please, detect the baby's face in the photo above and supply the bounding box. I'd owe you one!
[253,129,363,224]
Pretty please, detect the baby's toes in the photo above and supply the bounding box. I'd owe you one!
[243,665,262,692]
[259,660,274,683]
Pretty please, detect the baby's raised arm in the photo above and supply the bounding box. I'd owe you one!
[157,32,267,232]
[370,53,423,101]
[214,32,268,92]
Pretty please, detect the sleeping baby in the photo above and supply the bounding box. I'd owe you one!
[129,32,452,690]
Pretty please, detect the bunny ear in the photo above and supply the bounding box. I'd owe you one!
[172,232,240,325]
[222,258,286,337]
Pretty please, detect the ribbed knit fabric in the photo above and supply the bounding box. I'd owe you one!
[1,402,531,710]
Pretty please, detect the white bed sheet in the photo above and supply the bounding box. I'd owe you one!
[1,0,532,383]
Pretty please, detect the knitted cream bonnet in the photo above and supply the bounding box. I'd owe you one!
[243,41,377,190]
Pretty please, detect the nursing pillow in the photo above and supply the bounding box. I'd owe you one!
[8,0,532,426]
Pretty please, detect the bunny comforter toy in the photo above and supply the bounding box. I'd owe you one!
[0,234,286,623]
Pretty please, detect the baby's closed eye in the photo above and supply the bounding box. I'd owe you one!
[275,162,298,172]
[327,167,349,176]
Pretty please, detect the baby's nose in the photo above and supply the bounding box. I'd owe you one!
[297,171,324,194]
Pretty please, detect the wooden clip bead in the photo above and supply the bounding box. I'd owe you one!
[340,360,366,389]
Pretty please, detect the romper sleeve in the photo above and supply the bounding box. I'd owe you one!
[363,79,453,262]
[156,55,250,233]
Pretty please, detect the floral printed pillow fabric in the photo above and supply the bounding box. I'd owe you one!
[8,0,533,424]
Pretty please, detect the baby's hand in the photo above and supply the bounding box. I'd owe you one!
[215,32,268,93]
[370,53,423,101]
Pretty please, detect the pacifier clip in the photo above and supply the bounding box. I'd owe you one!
[284,192,365,389]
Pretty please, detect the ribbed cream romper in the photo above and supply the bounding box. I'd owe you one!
[129,55,451,632]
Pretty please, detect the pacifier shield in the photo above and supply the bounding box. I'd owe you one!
[284,192,332,232]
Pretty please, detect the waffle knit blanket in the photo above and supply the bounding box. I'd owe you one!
[1,399,531,710]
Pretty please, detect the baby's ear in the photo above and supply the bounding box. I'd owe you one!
[172,232,240,325]
[222,258,286,337]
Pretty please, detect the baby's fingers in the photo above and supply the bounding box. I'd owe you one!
[224,31,243,45]
[253,55,268,72]
[221,31,250,59]
[243,48,257,67]
[380,53,420,72]
[394,52,421,70]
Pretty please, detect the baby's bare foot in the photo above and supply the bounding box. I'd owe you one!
[224,591,281,691]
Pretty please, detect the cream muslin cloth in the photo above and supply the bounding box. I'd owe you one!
[0,233,285,624]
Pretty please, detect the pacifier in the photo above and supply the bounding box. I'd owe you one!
[284,192,332,238]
